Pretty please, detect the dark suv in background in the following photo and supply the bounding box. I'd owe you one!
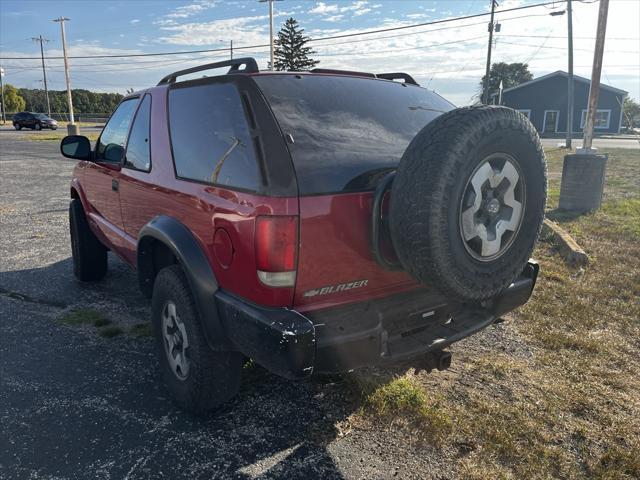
[13,112,58,130]
[60,58,546,413]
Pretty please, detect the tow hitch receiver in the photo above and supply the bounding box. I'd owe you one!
[417,350,452,373]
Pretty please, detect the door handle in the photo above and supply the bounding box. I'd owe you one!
[112,179,119,192]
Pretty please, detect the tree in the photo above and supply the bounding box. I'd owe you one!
[18,88,123,114]
[622,97,640,129]
[479,62,533,101]
[3,84,26,112]
[274,18,319,71]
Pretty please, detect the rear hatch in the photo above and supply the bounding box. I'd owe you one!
[254,74,454,311]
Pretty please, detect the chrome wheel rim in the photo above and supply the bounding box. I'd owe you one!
[161,301,190,380]
[459,153,525,262]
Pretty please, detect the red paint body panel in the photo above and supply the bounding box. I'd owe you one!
[71,77,421,312]
[294,192,419,312]
[74,85,298,307]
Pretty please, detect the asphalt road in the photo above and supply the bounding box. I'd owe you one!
[540,136,640,150]
[1,133,464,479]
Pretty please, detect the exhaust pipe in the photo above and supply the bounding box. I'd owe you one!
[437,351,452,371]
[417,350,452,373]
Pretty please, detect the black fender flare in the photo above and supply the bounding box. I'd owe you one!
[137,215,231,351]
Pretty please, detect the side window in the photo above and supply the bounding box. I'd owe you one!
[168,82,260,191]
[96,98,138,162]
[124,95,151,171]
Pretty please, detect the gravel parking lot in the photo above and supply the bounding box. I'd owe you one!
[5,129,636,479]
[0,131,457,479]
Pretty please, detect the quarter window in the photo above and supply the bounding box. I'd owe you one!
[124,95,151,171]
[96,98,138,162]
[168,82,259,191]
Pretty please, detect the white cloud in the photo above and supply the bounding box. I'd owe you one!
[324,15,344,22]
[166,1,217,19]
[308,3,339,15]
[130,19,140,24]
[156,15,270,47]
[354,8,371,16]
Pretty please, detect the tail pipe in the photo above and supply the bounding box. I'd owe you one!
[420,350,452,373]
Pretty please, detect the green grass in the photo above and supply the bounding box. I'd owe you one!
[60,309,110,327]
[98,325,124,338]
[24,131,100,142]
[59,309,127,338]
[129,322,153,337]
[347,147,640,478]
[351,375,453,444]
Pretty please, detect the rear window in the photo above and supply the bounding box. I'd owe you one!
[255,74,454,195]
[168,82,260,191]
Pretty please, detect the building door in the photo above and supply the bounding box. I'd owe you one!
[543,110,559,134]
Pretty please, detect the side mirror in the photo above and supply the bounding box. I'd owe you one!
[103,143,125,163]
[61,135,92,161]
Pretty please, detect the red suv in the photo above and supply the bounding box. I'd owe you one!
[61,58,546,413]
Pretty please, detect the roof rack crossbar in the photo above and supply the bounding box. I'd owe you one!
[157,57,259,85]
[377,72,419,86]
[310,68,377,78]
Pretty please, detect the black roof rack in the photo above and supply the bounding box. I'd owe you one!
[377,72,419,86]
[158,57,259,85]
[310,68,377,78]
[310,68,419,86]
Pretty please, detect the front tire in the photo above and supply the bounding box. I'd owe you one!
[151,265,243,414]
[35,123,42,131]
[69,199,108,281]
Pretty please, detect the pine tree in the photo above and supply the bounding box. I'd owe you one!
[273,18,319,71]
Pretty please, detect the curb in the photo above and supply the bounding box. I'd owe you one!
[542,218,589,266]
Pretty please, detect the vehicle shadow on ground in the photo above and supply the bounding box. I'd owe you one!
[0,257,360,479]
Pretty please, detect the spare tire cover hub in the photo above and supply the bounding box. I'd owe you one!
[459,153,525,261]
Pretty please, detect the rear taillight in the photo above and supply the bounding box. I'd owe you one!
[255,216,298,287]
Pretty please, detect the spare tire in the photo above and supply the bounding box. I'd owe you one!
[390,106,546,301]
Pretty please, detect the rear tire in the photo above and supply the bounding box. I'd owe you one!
[390,106,546,301]
[151,265,243,414]
[35,123,42,131]
[69,199,108,281]
[14,124,21,131]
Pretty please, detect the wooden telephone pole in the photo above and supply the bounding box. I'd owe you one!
[32,35,51,117]
[580,0,610,153]
[482,0,498,104]
[559,0,610,213]
[53,16,78,134]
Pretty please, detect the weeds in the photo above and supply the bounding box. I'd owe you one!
[349,148,640,477]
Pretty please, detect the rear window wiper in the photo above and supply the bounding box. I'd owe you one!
[211,135,241,184]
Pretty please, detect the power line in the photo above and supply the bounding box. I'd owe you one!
[0,0,567,60]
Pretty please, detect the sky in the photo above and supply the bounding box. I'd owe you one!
[0,0,638,107]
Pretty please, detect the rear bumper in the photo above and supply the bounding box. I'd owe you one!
[217,261,539,379]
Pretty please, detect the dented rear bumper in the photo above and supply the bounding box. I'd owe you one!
[217,261,539,379]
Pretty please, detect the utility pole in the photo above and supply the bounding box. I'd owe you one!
[260,0,282,70]
[580,0,609,153]
[230,39,233,60]
[559,0,610,213]
[482,0,498,104]
[565,0,574,149]
[269,0,274,70]
[0,66,6,124]
[53,16,78,135]
[32,35,51,116]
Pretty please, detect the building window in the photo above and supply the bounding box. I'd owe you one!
[517,109,531,119]
[580,109,611,129]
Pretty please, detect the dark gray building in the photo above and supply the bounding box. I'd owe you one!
[494,70,627,136]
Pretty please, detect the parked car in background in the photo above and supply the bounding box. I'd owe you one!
[13,112,58,130]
